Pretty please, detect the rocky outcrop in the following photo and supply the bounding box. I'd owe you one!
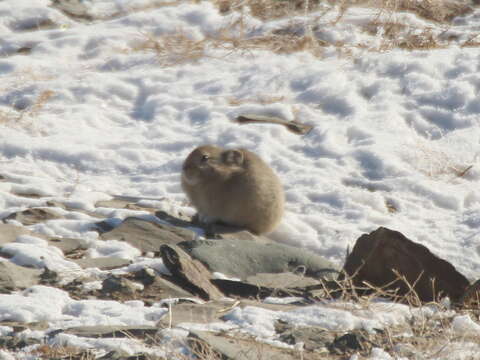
[342,227,470,303]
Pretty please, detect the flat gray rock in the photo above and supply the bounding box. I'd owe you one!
[48,237,86,254]
[159,301,228,328]
[100,217,196,253]
[179,239,339,280]
[63,325,158,338]
[73,257,131,270]
[246,272,320,289]
[0,261,42,291]
[275,321,334,353]
[144,276,197,301]
[0,224,85,255]
[187,330,304,360]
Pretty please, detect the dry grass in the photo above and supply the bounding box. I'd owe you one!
[126,0,478,67]
[33,345,96,360]
[0,90,55,129]
[315,270,480,358]
[215,0,473,23]
[404,138,475,181]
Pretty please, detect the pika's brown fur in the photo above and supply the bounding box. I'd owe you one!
[181,145,284,234]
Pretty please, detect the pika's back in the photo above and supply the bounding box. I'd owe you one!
[181,145,284,234]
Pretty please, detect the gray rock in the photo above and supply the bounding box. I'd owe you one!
[63,325,158,338]
[159,301,228,328]
[0,262,42,292]
[3,208,63,226]
[275,320,334,353]
[187,330,305,360]
[0,224,35,245]
[73,257,131,270]
[101,275,140,296]
[160,244,224,301]
[100,217,196,253]
[0,321,49,332]
[143,275,197,301]
[180,239,339,280]
[0,224,85,254]
[48,237,86,254]
[96,199,157,213]
[246,272,320,289]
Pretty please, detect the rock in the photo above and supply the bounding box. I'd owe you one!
[155,210,194,228]
[73,257,131,270]
[133,269,198,301]
[0,224,35,245]
[342,227,470,303]
[0,321,49,332]
[211,279,312,300]
[0,336,41,350]
[48,237,86,254]
[3,208,63,226]
[328,332,366,355]
[143,276,197,302]
[158,301,229,328]
[63,325,158,338]
[246,272,320,289]
[179,239,339,280]
[101,275,141,296]
[0,224,85,255]
[100,217,196,253]
[160,244,223,301]
[187,330,313,360]
[96,199,157,213]
[0,261,42,292]
[275,320,334,353]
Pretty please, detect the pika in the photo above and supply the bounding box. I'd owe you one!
[181,145,284,234]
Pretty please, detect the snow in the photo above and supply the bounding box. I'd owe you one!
[1,0,480,358]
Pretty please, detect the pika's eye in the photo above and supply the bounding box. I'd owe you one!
[200,154,209,162]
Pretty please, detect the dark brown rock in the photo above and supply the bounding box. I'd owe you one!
[342,227,470,303]
[160,244,223,301]
[100,217,196,252]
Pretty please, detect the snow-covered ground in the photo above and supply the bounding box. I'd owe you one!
[1,0,480,358]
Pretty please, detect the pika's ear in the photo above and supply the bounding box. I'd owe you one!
[222,149,244,166]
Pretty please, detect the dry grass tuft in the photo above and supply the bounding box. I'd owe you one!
[34,345,96,360]
[0,90,55,128]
